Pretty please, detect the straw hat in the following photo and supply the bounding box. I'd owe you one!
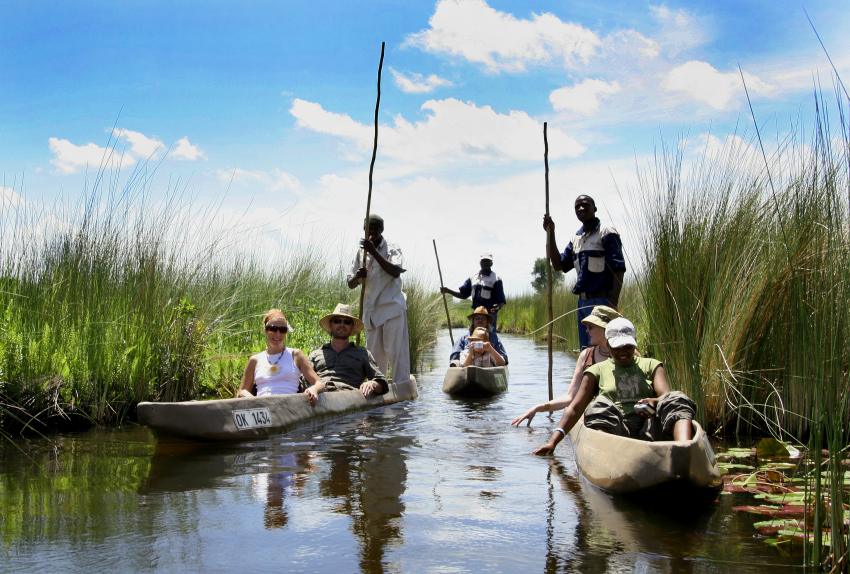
[581,305,622,329]
[469,327,490,341]
[467,306,492,321]
[319,303,364,335]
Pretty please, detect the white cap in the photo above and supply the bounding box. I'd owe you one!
[605,317,637,348]
[480,253,493,262]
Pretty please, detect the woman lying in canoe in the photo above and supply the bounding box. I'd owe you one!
[449,306,508,366]
[511,305,620,427]
[237,309,325,405]
[459,327,507,367]
[531,317,696,455]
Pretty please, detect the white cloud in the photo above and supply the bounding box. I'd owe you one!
[48,137,135,174]
[291,97,584,174]
[112,128,165,159]
[550,79,622,115]
[1,186,24,207]
[291,98,372,147]
[405,0,600,73]
[650,5,709,56]
[663,60,775,110]
[600,29,660,63]
[170,136,206,161]
[216,167,301,193]
[390,69,453,94]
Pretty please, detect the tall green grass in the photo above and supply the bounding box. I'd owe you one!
[0,179,441,436]
[634,96,849,568]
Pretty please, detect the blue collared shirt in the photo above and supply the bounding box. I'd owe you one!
[560,218,625,294]
[457,270,506,309]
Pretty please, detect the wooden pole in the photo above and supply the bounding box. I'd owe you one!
[544,122,554,401]
[433,239,455,347]
[356,41,385,346]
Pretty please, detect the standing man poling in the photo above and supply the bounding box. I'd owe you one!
[543,195,625,350]
[347,214,411,384]
[441,254,506,332]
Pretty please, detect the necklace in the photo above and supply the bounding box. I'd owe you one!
[268,349,286,374]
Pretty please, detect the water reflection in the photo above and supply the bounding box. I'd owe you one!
[0,332,806,573]
[318,413,411,573]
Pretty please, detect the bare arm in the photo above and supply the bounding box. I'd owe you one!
[566,348,591,400]
[237,356,258,398]
[511,393,573,427]
[543,214,563,271]
[485,342,506,367]
[293,349,325,405]
[609,270,624,308]
[533,373,598,455]
[440,287,464,298]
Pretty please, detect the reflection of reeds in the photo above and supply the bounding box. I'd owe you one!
[0,182,441,435]
[635,94,849,568]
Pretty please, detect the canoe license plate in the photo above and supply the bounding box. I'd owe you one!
[233,408,273,430]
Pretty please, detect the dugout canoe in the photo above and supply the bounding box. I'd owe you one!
[137,377,417,442]
[568,417,722,494]
[442,366,508,396]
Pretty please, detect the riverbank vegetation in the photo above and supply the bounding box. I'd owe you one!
[0,181,441,437]
[500,93,850,568]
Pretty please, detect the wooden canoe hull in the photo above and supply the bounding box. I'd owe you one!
[137,377,417,442]
[568,418,722,494]
[442,366,508,396]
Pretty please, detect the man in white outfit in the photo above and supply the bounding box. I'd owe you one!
[347,214,411,384]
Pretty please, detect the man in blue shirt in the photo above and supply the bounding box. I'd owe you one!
[441,254,506,331]
[543,195,626,349]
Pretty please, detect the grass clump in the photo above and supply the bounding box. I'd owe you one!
[0,174,441,435]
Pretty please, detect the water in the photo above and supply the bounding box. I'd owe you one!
[1,331,803,573]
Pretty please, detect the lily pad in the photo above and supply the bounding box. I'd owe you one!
[756,438,798,459]
[717,447,756,460]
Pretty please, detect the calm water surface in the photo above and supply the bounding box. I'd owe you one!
[1,332,803,573]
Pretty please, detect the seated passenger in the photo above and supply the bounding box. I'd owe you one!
[511,305,620,426]
[532,317,696,455]
[449,306,508,366]
[237,309,324,404]
[307,303,388,398]
[458,327,507,368]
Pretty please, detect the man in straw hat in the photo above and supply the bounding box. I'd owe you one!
[308,303,388,397]
[449,306,508,367]
[543,195,626,349]
[346,214,411,384]
[441,253,506,332]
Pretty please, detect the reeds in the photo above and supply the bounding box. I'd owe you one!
[633,90,850,568]
[0,176,441,434]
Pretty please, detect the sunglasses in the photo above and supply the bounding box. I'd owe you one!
[265,325,289,334]
[331,317,354,326]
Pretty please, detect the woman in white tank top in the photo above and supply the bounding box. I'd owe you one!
[237,309,325,404]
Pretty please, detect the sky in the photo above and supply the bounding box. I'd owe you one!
[2,0,849,296]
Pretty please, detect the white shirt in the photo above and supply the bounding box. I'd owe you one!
[348,238,406,328]
[254,349,300,396]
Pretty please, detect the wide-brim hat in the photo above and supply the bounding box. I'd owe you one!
[605,317,637,349]
[319,303,364,335]
[469,327,489,341]
[581,305,622,329]
[467,306,492,322]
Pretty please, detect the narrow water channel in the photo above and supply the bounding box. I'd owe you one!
[1,331,803,573]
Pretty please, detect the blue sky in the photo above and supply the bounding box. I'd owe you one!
[2,0,849,295]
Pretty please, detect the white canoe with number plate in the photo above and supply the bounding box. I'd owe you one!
[568,417,723,494]
[137,377,417,441]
